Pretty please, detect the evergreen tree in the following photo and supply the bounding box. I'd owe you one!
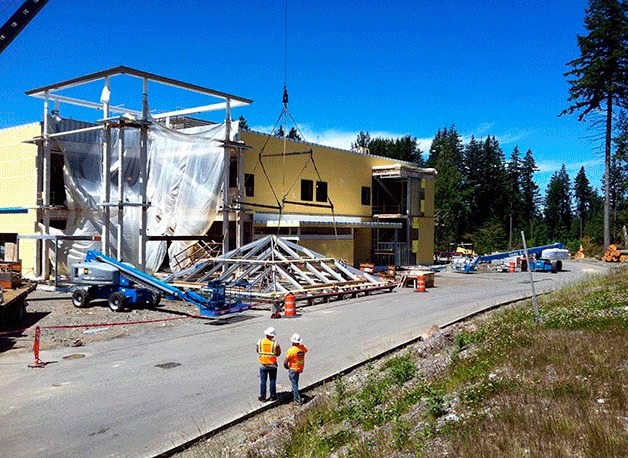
[390,135,424,166]
[429,126,468,246]
[612,110,628,236]
[560,0,628,248]
[544,165,573,241]
[574,166,595,238]
[426,125,464,170]
[287,127,302,141]
[462,136,508,232]
[274,125,285,138]
[506,146,525,247]
[237,115,249,130]
[462,136,484,231]
[368,137,389,157]
[520,149,541,235]
[352,131,371,150]
[352,133,424,167]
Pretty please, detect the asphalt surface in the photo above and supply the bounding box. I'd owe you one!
[0,261,608,458]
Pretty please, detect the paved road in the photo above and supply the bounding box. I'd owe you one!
[0,261,607,457]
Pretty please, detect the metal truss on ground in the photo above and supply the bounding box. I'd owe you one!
[166,235,395,300]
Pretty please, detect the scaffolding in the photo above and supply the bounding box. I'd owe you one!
[26,66,252,279]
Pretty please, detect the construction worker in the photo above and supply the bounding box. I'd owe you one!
[256,327,281,402]
[283,333,308,404]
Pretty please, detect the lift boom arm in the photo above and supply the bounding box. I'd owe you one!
[0,0,48,55]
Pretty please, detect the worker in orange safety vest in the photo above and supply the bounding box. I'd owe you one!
[283,333,308,404]
[257,326,281,402]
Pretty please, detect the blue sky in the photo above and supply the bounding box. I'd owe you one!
[0,0,601,193]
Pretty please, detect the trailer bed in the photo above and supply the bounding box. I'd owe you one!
[1,283,36,325]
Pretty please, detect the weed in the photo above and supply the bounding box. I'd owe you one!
[333,376,346,407]
[391,418,412,449]
[425,386,447,418]
[383,353,417,385]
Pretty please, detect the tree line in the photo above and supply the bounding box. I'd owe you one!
[351,123,627,255]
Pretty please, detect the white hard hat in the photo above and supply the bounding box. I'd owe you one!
[264,327,276,338]
[290,333,302,344]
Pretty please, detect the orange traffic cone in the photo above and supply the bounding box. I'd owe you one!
[416,275,426,292]
[283,292,297,317]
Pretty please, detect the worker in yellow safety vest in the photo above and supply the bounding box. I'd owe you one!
[256,327,281,402]
[283,333,308,404]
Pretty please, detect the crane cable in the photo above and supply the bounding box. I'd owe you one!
[253,0,339,245]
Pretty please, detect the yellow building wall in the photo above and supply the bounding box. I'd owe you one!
[0,123,40,275]
[422,176,435,217]
[240,132,403,217]
[241,131,437,266]
[298,239,354,265]
[416,218,435,264]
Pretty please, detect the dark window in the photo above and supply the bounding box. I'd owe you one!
[361,186,371,205]
[229,157,238,188]
[316,181,328,202]
[244,173,254,197]
[301,179,313,201]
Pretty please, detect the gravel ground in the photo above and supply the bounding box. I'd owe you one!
[0,286,207,355]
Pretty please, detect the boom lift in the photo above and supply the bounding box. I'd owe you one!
[0,0,48,55]
[451,243,566,274]
[70,251,250,317]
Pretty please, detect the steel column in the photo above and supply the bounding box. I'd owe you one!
[138,78,149,270]
[222,99,231,256]
[116,124,125,261]
[102,77,111,255]
[41,92,50,279]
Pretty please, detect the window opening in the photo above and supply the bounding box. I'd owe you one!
[245,173,255,197]
[315,181,327,202]
[361,186,371,205]
[301,179,313,201]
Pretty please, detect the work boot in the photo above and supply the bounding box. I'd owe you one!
[269,395,278,401]
[258,396,266,402]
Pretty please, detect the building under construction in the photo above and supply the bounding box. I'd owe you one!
[0,67,436,293]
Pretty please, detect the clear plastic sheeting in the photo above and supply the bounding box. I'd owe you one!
[146,122,232,272]
[49,119,237,275]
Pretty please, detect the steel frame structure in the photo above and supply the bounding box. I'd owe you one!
[26,67,252,279]
[167,235,392,300]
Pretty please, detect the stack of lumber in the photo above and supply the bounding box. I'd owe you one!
[602,244,628,262]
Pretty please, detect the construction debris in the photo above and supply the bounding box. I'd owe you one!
[167,235,395,303]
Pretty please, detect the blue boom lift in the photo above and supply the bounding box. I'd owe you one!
[451,243,565,274]
[70,250,250,318]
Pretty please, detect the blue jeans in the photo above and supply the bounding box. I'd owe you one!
[259,365,277,399]
[288,369,301,403]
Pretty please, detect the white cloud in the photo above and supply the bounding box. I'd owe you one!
[250,123,432,152]
[535,158,604,174]
[249,122,525,156]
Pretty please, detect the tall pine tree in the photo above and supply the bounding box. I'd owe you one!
[561,0,628,248]
[521,149,541,237]
[506,146,525,247]
[574,166,595,238]
[430,126,468,247]
[544,165,573,241]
